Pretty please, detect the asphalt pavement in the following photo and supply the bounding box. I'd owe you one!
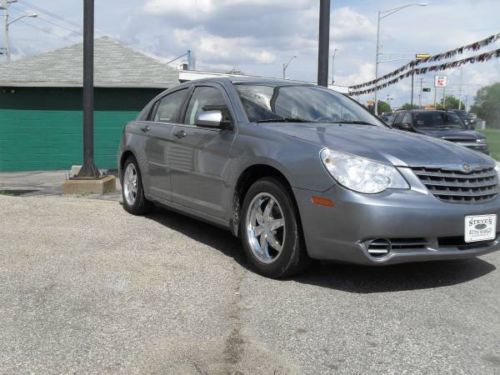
[0,194,499,374]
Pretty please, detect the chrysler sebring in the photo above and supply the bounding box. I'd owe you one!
[118,78,500,278]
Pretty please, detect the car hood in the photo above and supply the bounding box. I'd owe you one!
[414,128,484,141]
[261,123,494,168]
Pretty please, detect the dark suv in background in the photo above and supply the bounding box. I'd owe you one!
[392,109,489,154]
[447,109,476,129]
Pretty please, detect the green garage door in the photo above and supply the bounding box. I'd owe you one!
[0,87,162,172]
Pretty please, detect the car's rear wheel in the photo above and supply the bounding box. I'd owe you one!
[240,177,310,278]
[122,156,153,215]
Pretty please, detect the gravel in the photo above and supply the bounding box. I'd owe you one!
[0,195,499,374]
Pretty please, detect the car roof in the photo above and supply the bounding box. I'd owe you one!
[180,76,314,87]
[402,109,448,113]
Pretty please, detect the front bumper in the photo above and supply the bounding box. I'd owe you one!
[294,176,500,265]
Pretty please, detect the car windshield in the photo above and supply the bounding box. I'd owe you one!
[235,83,385,126]
[414,112,466,129]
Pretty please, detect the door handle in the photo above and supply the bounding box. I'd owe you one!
[174,130,187,138]
[141,125,151,133]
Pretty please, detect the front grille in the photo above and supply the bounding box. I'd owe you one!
[444,138,474,143]
[390,238,427,250]
[412,167,498,203]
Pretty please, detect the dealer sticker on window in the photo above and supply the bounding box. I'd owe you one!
[465,214,497,243]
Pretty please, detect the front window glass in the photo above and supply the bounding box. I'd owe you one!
[184,86,232,125]
[154,89,188,123]
[235,84,385,126]
[413,112,465,129]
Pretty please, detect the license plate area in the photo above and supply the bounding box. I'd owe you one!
[465,214,497,243]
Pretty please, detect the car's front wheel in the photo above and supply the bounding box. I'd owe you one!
[240,177,310,278]
[121,156,153,215]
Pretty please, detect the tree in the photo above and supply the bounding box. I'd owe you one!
[471,83,500,128]
[377,100,392,114]
[400,103,419,110]
[438,95,465,110]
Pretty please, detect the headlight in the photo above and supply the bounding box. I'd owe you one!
[495,162,500,178]
[476,138,487,144]
[320,148,409,193]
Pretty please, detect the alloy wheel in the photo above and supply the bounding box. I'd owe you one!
[245,192,286,264]
[123,163,138,206]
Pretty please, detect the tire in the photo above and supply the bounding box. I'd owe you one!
[240,177,310,278]
[121,156,153,215]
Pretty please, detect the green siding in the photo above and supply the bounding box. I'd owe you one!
[0,87,162,172]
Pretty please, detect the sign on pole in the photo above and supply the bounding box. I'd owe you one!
[435,75,447,88]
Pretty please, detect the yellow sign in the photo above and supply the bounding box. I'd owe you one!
[416,53,431,60]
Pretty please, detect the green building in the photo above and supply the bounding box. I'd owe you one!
[0,37,179,172]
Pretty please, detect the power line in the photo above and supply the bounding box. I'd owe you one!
[16,1,108,37]
[17,19,79,43]
[19,0,83,31]
[11,6,81,35]
[36,15,81,34]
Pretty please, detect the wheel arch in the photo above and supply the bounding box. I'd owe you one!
[231,164,301,237]
[119,150,137,178]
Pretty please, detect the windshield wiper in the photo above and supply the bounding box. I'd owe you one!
[256,117,310,123]
[328,120,377,126]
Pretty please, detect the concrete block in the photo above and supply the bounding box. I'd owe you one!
[69,165,82,178]
[62,175,116,195]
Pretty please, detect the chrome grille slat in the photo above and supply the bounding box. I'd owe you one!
[413,169,496,180]
[412,166,499,204]
[419,179,496,189]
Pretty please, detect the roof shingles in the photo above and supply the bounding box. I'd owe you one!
[0,37,179,88]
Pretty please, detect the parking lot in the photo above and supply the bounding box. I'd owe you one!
[1,194,499,374]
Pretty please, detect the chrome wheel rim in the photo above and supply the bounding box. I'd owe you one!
[245,192,286,264]
[123,163,138,206]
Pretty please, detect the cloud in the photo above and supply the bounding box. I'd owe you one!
[331,7,376,42]
[173,27,276,64]
[7,0,500,108]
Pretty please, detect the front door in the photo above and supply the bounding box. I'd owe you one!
[169,85,236,219]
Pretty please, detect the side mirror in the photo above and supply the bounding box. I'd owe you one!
[195,110,232,129]
[399,123,413,131]
[195,110,223,128]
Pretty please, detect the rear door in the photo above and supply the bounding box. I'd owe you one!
[144,87,189,202]
[169,84,236,220]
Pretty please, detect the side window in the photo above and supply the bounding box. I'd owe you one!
[402,112,412,125]
[393,112,403,125]
[184,86,232,125]
[153,89,188,123]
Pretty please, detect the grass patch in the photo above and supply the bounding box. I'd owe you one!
[480,129,500,161]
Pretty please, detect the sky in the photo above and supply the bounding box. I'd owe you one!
[3,0,500,109]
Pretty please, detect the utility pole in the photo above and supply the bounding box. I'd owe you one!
[1,0,13,62]
[1,0,37,62]
[418,77,423,107]
[76,0,99,178]
[282,55,296,80]
[330,48,338,85]
[410,70,415,107]
[458,67,463,110]
[317,0,330,87]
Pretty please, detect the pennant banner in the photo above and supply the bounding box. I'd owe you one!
[348,33,500,91]
[349,48,500,96]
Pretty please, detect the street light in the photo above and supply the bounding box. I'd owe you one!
[282,55,296,80]
[3,9,38,62]
[374,2,427,114]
